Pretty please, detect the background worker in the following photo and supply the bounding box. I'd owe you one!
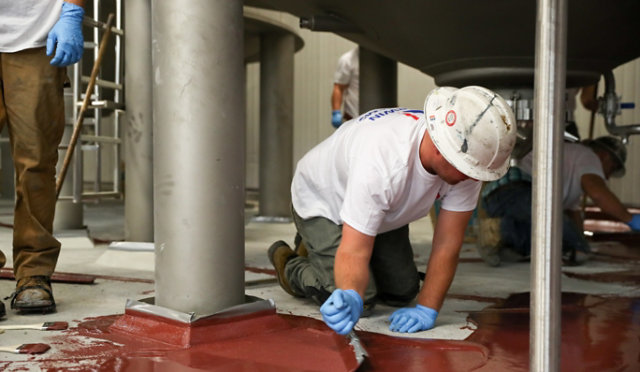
[331,47,359,128]
[269,86,517,335]
[480,136,640,266]
[0,0,85,316]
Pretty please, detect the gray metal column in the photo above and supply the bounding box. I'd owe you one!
[124,0,154,242]
[531,0,567,370]
[258,32,294,219]
[152,0,245,314]
[359,47,397,113]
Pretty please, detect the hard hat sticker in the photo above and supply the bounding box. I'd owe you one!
[445,110,457,126]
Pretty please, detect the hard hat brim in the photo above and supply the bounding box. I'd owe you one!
[424,87,515,182]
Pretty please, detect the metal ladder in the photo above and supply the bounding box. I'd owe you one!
[60,0,124,203]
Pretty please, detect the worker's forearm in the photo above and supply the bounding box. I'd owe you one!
[331,85,344,111]
[416,247,459,311]
[593,194,633,223]
[334,243,371,298]
[583,174,632,223]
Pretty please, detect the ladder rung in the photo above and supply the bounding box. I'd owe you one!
[82,16,124,36]
[75,100,124,110]
[81,76,123,91]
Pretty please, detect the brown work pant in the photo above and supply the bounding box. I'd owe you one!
[0,47,66,281]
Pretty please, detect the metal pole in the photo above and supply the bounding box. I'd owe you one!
[258,32,294,219]
[124,0,154,242]
[531,0,567,370]
[152,0,246,314]
[359,47,397,113]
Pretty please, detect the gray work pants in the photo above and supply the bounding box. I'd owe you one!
[285,207,420,306]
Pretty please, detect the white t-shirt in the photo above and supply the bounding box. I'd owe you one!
[292,108,482,236]
[518,142,605,210]
[333,48,359,119]
[0,0,63,53]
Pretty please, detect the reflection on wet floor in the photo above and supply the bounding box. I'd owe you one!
[467,292,640,372]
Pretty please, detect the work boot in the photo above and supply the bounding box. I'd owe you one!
[10,276,56,314]
[268,240,302,297]
[476,217,502,267]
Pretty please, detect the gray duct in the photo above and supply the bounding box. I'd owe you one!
[299,15,360,32]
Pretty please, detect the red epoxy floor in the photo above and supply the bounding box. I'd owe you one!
[2,291,638,371]
[2,206,638,371]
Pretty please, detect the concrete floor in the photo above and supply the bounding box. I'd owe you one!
[0,197,638,370]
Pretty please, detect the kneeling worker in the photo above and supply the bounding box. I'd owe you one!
[479,135,639,265]
[268,86,517,335]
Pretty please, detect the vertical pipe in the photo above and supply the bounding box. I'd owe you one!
[152,0,246,314]
[113,0,123,194]
[92,0,102,192]
[359,47,397,113]
[258,32,294,218]
[124,0,154,242]
[531,0,567,371]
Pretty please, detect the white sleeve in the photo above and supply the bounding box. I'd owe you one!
[440,179,482,212]
[334,54,353,85]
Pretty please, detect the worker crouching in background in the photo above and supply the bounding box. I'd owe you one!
[478,136,640,266]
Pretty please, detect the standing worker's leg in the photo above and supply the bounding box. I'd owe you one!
[369,225,419,306]
[1,48,66,313]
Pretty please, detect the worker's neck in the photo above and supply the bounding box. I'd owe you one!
[419,132,437,175]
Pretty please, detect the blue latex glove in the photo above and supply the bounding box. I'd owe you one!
[47,2,85,67]
[320,289,363,335]
[331,110,343,128]
[389,304,438,333]
[628,214,640,231]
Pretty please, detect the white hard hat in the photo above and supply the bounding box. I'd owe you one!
[424,86,516,181]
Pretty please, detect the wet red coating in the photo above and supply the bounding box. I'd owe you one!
[18,343,50,354]
[3,292,637,371]
[22,311,489,371]
[466,292,640,371]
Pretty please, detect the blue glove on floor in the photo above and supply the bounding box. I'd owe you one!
[331,110,343,128]
[628,214,640,231]
[389,304,438,333]
[320,289,363,335]
[47,2,85,67]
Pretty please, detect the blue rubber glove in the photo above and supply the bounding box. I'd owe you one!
[389,304,438,333]
[628,214,640,231]
[47,2,85,67]
[331,110,343,128]
[320,289,363,335]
